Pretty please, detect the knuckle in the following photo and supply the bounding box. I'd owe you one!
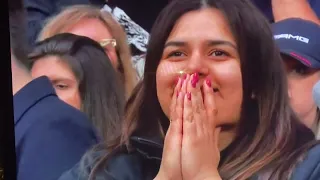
[200,104,205,111]
[185,113,193,122]
[211,108,218,115]
[195,105,201,114]
[195,104,205,114]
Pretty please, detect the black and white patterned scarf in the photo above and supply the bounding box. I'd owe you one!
[102,4,149,78]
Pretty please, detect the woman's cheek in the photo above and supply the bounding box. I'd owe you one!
[156,61,183,117]
[209,61,243,125]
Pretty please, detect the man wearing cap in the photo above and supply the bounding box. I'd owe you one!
[272,18,320,138]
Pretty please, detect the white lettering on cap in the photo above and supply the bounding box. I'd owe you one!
[274,34,309,44]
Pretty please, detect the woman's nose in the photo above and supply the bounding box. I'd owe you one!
[185,55,209,78]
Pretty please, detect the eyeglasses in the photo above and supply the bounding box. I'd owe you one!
[99,39,117,48]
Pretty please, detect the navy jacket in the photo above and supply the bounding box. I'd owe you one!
[59,136,320,180]
[14,76,98,180]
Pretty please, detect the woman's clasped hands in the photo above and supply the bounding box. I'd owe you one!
[155,73,222,180]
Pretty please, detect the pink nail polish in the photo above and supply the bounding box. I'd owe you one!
[206,79,211,87]
[187,92,191,100]
[191,76,198,88]
[194,73,199,81]
[182,74,187,80]
[192,81,197,88]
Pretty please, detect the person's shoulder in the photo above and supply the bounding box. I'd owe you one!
[21,95,98,145]
[59,149,107,180]
[291,143,320,180]
[15,77,89,126]
[94,149,145,180]
[59,149,144,180]
[107,150,144,178]
[35,95,90,126]
[15,98,98,180]
[14,77,97,141]
[38,99,97,139]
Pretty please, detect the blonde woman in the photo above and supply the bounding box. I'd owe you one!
[37,5,138,99]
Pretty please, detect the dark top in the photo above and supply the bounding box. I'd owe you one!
[58,135,320,180]
[14,76,98,180]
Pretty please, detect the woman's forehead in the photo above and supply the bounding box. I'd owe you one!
[165,8,235,46]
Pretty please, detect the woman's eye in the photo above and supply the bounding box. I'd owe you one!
[292,65,312,75]
[55,84,68,90]
[210,50,227,57]
[167,51,186,58]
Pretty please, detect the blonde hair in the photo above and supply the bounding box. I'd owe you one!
[38,5,138,99]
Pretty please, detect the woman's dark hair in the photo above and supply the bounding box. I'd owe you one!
[28,33,125,143]
[88,0,318,179]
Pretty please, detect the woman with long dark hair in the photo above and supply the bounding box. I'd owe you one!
[29,33,125,142]
[60,0,320,179]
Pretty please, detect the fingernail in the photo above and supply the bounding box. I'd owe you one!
[194,73,199,81]
[177,91,180,97]
[206,79,211,87]
[191,73,199,88]
[192,78,198,88]
[192,81,197,88]
[187,92,191,100]
[182,74,187,79]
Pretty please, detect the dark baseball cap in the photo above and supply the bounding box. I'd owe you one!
[272,18,320,68]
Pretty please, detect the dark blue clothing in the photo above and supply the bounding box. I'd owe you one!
[58,136,320,180]
[291,144,320,179]
[14,76,98,180]
[310,0,320,17]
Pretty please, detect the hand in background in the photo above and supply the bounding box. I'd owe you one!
[272,0,319,24]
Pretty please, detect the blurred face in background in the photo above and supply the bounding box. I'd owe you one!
[31,55,81,110]
[67,18,119,70]
[284,55,320,130]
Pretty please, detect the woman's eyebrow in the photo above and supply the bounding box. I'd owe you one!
[207,40,237,50]
[164,41,186,48]
[164,40,237,50]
